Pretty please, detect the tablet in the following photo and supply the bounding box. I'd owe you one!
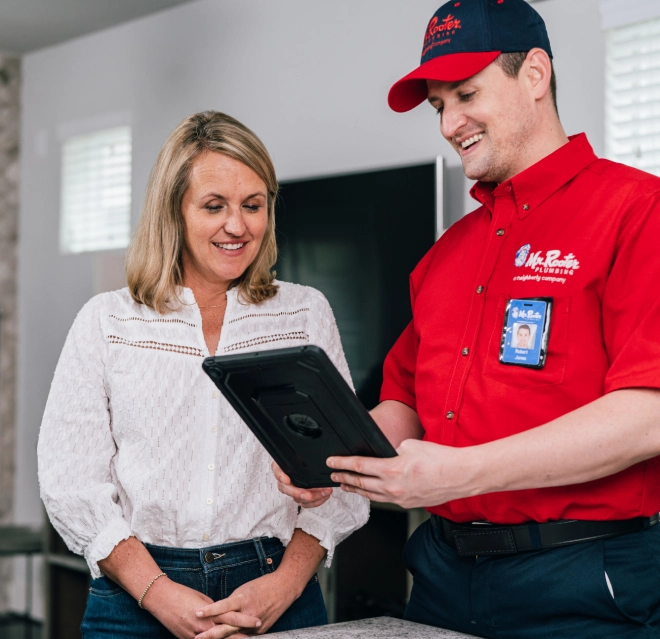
[202,345,397,488]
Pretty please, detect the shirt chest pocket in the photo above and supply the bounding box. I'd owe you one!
[482,295,571,390]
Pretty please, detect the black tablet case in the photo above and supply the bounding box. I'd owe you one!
[202,345,397,488]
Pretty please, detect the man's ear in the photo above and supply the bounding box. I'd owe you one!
[524,48,553,103]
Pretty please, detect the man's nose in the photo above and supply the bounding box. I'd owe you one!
[440,106,467,143]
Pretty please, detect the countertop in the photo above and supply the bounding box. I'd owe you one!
[270,616,478,638]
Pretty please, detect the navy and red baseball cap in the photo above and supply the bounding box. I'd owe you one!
[388,0,553,112]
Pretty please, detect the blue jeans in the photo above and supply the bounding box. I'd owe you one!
[403,518,660,638]
[81,537,327,638]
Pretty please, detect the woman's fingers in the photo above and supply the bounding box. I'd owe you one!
[196,592,246,619]
[272,461,333,506]
[194,624,241,639]
[211,612,262,628]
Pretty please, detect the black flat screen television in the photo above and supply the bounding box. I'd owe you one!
[275,162,438,409]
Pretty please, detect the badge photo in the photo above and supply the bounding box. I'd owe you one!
[499,298,553,369]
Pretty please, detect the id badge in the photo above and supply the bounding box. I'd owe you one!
[499,298,553,369]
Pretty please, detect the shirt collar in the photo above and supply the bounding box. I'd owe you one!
[470,133,598,219]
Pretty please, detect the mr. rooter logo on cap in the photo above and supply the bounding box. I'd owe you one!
[422,13,462,58]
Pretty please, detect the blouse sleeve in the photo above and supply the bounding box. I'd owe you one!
[37,295,132,579]
[297,289,370,566]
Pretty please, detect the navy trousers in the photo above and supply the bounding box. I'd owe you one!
[403,518,660,638]
[81,537,326,638]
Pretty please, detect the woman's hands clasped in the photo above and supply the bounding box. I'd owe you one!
[193,570,301,639]
[142,578,262,639]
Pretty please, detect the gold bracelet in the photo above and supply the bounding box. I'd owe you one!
[137,572,167,609]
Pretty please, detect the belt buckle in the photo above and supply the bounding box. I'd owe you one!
[451,526,518,557]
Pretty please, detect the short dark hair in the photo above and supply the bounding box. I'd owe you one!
[518,324,531,333]
[495,52,557,113]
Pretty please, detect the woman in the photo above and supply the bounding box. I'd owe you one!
[38,111,369,639]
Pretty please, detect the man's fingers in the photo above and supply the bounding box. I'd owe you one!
[331,471,384,495]
[327,455,383,476]
[211,612,262,628]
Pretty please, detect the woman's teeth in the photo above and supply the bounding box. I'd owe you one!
[461,134,484,149]
[213,242,245,250]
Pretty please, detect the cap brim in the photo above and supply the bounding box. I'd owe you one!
[388,51,502,113]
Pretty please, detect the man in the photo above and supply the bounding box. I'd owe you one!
[515,324,531,349]
[275,0,660,636]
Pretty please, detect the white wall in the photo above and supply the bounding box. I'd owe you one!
[14,0,606,613]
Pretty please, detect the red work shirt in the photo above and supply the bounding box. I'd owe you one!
[381,134,660,524]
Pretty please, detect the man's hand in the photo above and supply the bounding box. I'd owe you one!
[272,461,333,508]
[143,577,260,639]
[328,438,474,509]
[194,571,300,638]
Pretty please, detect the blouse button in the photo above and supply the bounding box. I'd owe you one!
[522,204,529,211]
[202,533,209,542]
[208,464,215,471]
[212,391,218,399]
[211,426,217,433]
[496,229,505,236]
[446,411,455,420]
[206,498,213,505]
[476,286,484,294]
[461,347,469,356]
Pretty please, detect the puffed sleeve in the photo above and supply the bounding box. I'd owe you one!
[603,190,660,393]
[297,289,370,566]
[37,295,132,578]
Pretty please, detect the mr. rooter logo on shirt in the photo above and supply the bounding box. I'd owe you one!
[513,244,581,284]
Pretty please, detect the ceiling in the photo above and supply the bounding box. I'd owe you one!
[0,0,197,54]
[0,0,551,55]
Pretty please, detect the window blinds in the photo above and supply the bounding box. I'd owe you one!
[60,126,132,254]
[605,18,660,177]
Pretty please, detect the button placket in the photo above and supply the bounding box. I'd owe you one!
[202,385,222,542]
[440,199,515,444]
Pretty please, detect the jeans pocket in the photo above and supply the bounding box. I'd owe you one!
[88,576,125,598]
[602,530,660,626]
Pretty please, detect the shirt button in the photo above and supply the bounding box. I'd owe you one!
[476,285,484,294]
[206,498,213,505]
[208,463,215,471]
[522,204,529,211]
[202,533,209,542]
[461,347,469,356]
[211,426,217,433]
[446,411,455,419]
[496,228,505,236]
[212,391,218,399]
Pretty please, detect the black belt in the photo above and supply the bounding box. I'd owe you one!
[431,513,659,557]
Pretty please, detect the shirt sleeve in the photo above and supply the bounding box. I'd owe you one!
[37,295,132,579]
[379,320,418,410]
[299,289,370,566]
[603,190,660,393]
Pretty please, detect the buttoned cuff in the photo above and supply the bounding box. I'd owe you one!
[84,518,133,579]
[296,509,337,568]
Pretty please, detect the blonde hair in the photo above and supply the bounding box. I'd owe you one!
[126,111,279,313]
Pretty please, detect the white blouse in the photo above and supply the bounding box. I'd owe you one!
[38,282,369,579]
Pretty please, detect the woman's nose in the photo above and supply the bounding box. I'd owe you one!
[223,206,247,236]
